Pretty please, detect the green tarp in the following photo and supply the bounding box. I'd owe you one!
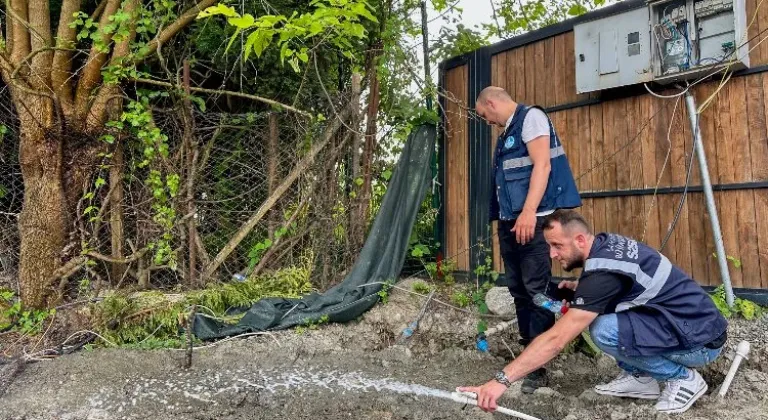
[193,123,436,339]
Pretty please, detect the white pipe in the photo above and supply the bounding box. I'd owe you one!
[718,340,750,398]
[451,389,543,420]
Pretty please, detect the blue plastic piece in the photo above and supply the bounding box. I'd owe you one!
[476,334,489,352]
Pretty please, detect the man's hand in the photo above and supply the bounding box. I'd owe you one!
[457,380,508,412]
[558,280,578,291]
[512,208,536,245]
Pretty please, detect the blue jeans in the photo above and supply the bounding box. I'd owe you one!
[589,314,723,381]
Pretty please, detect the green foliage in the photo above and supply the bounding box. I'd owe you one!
[0,290,56,335]
[712,253,742,268]
[710,285,764,320]
[485,0,609,38]
[450,291,471,308]
[377,279,394,304]
[430,24,490,63]
[411,281,432,294]
[92,263,313,347]
[198,0,378,72]
[295,314,330,334]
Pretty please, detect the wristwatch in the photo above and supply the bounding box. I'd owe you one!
[494,371,512,387]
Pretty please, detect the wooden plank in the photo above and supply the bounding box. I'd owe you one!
[746,0,760,65]
[524,45,536,105]
[504,51,514,96]
[714,81,735,184]
[614,98,630,191]
[544,37,556,108]
[737,190,761,288]
[444,68,457,267]
[653,96,675,188]
[576,105,592,192]
[688,193,710,285]
[564,109,580,193]
[496,51,508,91]
[730,78,751,183]
[626,97,644,190]
[639,94,662,248]
[718,190,743,287]
[601,101,619,233]
[758,0,768,66]
[534,40,546,106]
[589,104,607,235]
[492,221,503,273]
[554,34,566,107]
[563,31,580,104]
[727,76,760,288]
[746,73,768,289]
[752,74,768,289]
[459,65,469,271]
[668,90,693,276]
[514,48,526,102]
[747,74,768,181]
[754,190,768,288]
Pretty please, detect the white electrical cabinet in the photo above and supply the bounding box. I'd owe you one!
[573,0,750,93]
[574,8,654,94]
[649,0,749,83]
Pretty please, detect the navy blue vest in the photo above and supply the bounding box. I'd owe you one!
[489,104,582,221]
[584,233,728,357]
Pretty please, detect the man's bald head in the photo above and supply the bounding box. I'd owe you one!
[477,86,513,105]
[474,86,517,128]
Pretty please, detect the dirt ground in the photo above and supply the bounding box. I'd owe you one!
[1,278,767,420]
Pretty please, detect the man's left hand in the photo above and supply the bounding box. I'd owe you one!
[512,209,536,245]
[457,380,508,412]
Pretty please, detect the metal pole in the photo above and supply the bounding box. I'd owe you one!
[684,91,734,308]
[420,0,433,111]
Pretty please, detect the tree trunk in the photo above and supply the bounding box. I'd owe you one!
[110,142,125,284]
[14,93,68,308]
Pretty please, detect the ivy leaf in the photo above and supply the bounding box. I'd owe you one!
[95,177,106,188]
[197,4,239,19]
[228,14,255,29]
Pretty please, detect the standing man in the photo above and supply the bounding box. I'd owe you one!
[474,86,582,393]
[459,210,727,415]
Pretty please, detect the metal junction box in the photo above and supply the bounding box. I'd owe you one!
[648,0,749,84]
[574,7,653,94]
[573,0,750,93]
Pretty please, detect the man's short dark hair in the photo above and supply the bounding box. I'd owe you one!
[542,209,592,234]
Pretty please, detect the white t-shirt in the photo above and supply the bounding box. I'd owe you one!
[504,108,554,217]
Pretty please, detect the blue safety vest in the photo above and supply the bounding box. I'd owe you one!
[584,233,728,357]
[489,104,582,221]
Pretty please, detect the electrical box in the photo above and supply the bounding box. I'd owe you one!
[648,0,750,83]
[574,8,654,94]
[573,0,750,93]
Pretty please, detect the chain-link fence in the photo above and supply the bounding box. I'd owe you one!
[0,84,433,298]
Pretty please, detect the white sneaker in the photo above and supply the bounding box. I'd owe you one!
[655,369,708,414]
[594,371,661,399]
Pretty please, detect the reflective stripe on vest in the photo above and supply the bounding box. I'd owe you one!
[502,145,566,170]
[584,255,673,312]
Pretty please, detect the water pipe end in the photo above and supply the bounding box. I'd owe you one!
[736,340,750,358]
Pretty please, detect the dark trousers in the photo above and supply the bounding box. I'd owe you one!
[498,217,556,347]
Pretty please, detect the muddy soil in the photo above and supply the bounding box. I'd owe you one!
[1,279,767,420]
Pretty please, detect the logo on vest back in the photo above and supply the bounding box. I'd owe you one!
[504,135,516,149]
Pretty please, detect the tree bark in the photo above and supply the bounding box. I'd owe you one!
[14,93,67,308]
[266,113,280,240]
[350,43,382,251]
[109,142,125,284]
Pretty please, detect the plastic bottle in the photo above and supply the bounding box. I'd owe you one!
[232,273,246,282]
[533,293,568,314]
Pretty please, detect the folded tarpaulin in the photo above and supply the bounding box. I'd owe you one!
[193,123,436,339]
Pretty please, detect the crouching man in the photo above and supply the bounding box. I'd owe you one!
[459,209,727,415]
